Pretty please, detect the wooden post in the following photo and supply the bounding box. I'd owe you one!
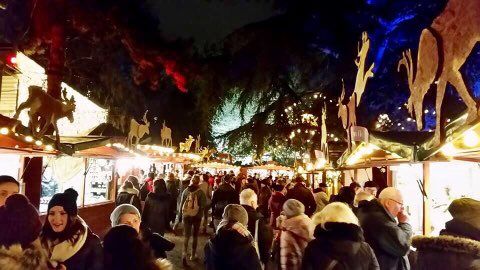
[423,162,431,235]
[23,157,43,209]
[386,166,393,187]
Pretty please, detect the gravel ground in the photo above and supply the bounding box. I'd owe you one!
[164,227,213,270]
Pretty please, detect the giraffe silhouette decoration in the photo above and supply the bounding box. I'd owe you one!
[338,32,375,150]
[398,0,480,146]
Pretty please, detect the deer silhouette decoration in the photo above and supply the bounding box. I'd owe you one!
[128,111,150,147]
[398,0,480,146]
[195,134,201,153]
[321,104,328,155]
[337,32,374,151]
[161,121,172,147]
[13,86,76,146]
[179,135,195,152]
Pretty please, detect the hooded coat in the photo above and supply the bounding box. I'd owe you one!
[142,191,171,235]
[116,186,142,212]
[205,222,262,270]
[286,183,317,217]
[412,218,480,270]
[302,222,379,270]
[0,240,48,270]
[279,214,313,270]
[357,199,412,270]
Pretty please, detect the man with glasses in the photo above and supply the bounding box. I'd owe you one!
[357,187,413,270]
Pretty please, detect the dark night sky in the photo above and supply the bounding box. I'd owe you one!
[146,0,281,45]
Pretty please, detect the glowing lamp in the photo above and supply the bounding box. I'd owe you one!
[0,127,9,135]
[45,145,54,151]
[25,136,33,142]
[35,140,43,146]
[463,130,479,147]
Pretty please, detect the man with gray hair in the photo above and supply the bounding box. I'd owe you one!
[240,188,274,267]
[357,187,413,270]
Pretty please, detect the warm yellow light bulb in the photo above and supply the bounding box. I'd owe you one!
[463,130,479,147]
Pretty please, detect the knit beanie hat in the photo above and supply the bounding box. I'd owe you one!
[110,204,141,227]
[222,204,248,226]
[47,188,79,216]
[448,198,480,229]
[0,194,42,247]
[283,199,305,218]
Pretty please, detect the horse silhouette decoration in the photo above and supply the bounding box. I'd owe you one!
[398,0,480,146]
[13,86,76,146]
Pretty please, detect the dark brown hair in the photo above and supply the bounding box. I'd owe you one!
[41,214,85,246]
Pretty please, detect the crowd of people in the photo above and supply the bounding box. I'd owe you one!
[1,170,480,270]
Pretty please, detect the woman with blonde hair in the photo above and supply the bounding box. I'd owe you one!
[302,202,379,270]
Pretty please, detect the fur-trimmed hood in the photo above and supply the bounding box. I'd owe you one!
[0,239,48,270]
[118,186,139,196]
[413,235,480,257]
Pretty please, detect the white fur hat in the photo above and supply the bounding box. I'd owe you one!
[312,202,359,227]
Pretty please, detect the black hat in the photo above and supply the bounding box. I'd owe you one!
[0,194,41,247]
[48,188,79,216]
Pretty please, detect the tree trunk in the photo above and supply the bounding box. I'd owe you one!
[47,23,64,99]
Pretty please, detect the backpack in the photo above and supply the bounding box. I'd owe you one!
[182,190,200,217]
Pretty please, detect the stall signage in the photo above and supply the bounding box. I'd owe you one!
[350,126,369,142]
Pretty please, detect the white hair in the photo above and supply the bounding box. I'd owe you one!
[378,187,403,202]
[312,202,359,227]
[240,188,257,205]
[354,191,375,207]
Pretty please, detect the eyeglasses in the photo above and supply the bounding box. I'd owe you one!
[388,198,404,207]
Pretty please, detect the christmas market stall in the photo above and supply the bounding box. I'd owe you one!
[247,162,293,179]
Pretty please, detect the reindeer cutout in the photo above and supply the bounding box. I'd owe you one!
[179,135,195,152]
[398,0,480,146]
[160,121,172,147]
[128,111,150,147]
[195,134,201,153]
[13,86,76,146]
[338,32,374,151]
[204,148,217,162]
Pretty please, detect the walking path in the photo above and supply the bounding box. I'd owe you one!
[164,228,212,270]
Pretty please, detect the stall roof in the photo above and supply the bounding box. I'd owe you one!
[194,162,240,170]
[89,123,126,137]
[337,131,431,169]
[248,164,293,171]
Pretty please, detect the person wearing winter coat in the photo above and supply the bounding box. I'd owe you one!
[140,173,156,201]
[40,189,103,270]
[286,176,317,217]
[142,179,171,236]
[258,177,273,218]
[165,173,180,226]
[111,204,174,259]
[357,187,412,270]
[0,194,48,270]
[116,180,142,212]
[313,183,329,213]
[211,174,239,229]
[240,188,274,267]
[412,198,480,270]
[199,173,213,233]
[243,177,259,195]
[276,199,313,270]
[0,175,19,207]
[204,204,262,270]
[103,225,172,270]
[269,183,287,228]
[177,174,207,264]
[302,202,380,270]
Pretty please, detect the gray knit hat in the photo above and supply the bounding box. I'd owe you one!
[222,204,248,226]
[283,199,305,218]
[110,204,141,227]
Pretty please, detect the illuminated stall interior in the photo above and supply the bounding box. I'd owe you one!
[194,161,241,175]
[248,163,293,179]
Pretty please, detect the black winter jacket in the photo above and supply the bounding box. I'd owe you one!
[302,222,379,270]
[142,191,171,235]
[205,223,262,270]
[211,183,239,219]
[115,187,142,212]
[357,199,412,270]
[286,183,317,216]
[141,226,175,259]
[242,205,274,265]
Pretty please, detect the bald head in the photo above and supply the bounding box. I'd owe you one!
[378,187,404,217]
